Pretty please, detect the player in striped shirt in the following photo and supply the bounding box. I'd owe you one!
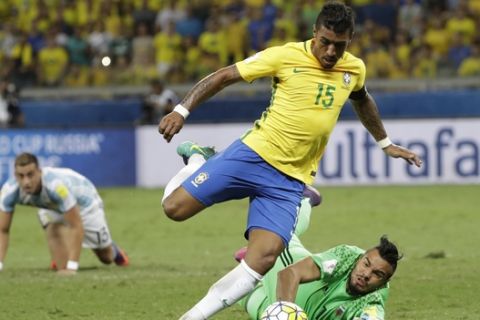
[0,153,129,275]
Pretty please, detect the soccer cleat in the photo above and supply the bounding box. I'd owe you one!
[303,185,322,207]
[114,246,130,267]
[176,141,216,165]
[234,246,248,262]
[50,261,57,271]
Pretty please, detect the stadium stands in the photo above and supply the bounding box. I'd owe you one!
[0,0,479,89]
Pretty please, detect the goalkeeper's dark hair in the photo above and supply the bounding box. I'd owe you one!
[315,1,355,36]
[15,152,39,168]
[375,235,402,273]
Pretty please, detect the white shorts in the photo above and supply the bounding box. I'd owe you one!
[37,207,113,249]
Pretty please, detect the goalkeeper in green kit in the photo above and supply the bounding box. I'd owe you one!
[236,186,401,320]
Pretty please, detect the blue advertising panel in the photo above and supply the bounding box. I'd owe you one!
[0,128,135,187]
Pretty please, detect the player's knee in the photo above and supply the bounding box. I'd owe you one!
[246,250,278,275]
[260,252,278,270]
[162,198,188,221]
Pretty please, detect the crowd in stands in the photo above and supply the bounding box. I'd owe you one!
[0,0,479,89]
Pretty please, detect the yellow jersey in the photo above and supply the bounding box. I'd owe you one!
[236,40,366,184]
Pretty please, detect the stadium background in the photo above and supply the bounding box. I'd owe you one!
[0,1,479,319]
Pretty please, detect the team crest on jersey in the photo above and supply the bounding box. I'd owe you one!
[321,259,338,274]
[191,172,209,187]
[343,72,351,87]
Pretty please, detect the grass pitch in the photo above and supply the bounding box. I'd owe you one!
[1,185,479,319]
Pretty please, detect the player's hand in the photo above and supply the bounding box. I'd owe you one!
[56,269,77,276]
[158,111,185,142]
[383,144,423,167]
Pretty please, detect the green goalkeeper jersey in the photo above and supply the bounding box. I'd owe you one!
[247,236,388,320]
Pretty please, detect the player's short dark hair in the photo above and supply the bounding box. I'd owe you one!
[315,1,355,36]
[376,235,402,273]
[15,152,39,167]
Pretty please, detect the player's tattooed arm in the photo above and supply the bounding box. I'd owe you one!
[181,65,243,110]
[159,65,243,142]
[350,93,388,142]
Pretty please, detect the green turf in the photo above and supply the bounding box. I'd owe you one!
[1,185,478,319]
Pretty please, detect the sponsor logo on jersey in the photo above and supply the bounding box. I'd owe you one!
[55,185,69,199]
[321,259,338,274]
[191,172,209,187]
[293,67,307,73]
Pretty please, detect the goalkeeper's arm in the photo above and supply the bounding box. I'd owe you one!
[276,257,321,302]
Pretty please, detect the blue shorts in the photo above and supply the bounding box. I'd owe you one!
[182,139,304,245]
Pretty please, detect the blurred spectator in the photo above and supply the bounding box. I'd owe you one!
[155,0,186,32]
[37,35,68,86]
[300,0,323,34]
[446,7,476,44]
[198,19,227,66]
[365,41,396,79]
[423,17,450,59]
[176,4,204,39]
[27,22,46,55]
[9,32,35,87]
[153,20,182,80]
[224,11,248,64]
[110,22,132,63]
[66,27,90,67]
[76,0,101,27]
[0,79,24,128]
[412,44,437,78]
[133,0,157,34]
[362,0,397,40]
[398,0,423,38]
[246,7,273,53]
[131,22,155,83]
[391,31,412,76]
[136,78,179,125]
[447,32,471,70]
[267,27,296,48]
[87,20,112,57]
[458,43,480,76]
[182,36,202,81]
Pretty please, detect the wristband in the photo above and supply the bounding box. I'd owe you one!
[66,260,79,271]
[377,137,393,149]
[0,261,3,270]
[173,104,190,119]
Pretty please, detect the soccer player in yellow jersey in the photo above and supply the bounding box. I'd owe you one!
[159,2,422,319]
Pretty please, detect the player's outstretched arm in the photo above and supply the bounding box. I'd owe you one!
[158,64,243,142]
[351,93,422,167]
[276,257,321,302]
[0,210,14,270]
[57,206,84,276]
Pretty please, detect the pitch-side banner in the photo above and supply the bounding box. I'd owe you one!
[0,128,136,186]
[136,119,480,187]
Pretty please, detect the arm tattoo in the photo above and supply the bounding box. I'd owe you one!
[351,93,388,141]
[182,66,242,111]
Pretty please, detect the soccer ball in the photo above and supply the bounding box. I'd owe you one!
[260,301,308,320]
